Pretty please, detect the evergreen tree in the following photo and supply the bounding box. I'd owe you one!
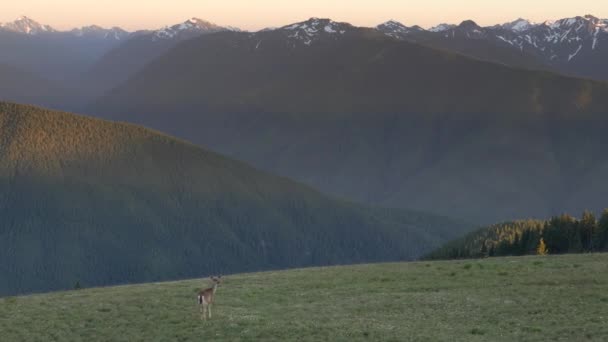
[599,209,608,251]
[480,243,488,258]
[427,210,608,261]
[579,211,597,252]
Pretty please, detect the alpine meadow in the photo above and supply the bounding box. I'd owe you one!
[1,2,608,340]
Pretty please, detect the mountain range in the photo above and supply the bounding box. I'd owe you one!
[0,16,241,109]
[91,17,608,224]
[0,102,468,296]
[377,15,608,81]
[85,18,239,95]
[0,16,128,82]
[2,14,608,224]
[1,14,607,108]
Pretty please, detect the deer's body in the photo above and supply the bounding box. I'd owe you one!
[198,276,221,320]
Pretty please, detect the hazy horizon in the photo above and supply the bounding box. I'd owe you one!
[1,0,607,31]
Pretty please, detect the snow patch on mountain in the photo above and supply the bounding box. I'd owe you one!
[502,18,537,32]
[429,23,456,32]
[0,16,55,35]
[152,18,235,41]
[280,18,352,46]
[376,20,424,39]
[373,14,607,66]
[568,44,583,61]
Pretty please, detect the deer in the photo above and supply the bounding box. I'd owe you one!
[197,276,222,320]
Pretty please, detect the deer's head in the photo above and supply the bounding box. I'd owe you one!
[210,275,222,287]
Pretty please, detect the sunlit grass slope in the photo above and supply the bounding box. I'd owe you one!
[2,254,607,341]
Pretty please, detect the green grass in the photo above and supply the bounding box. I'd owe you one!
[2,254,608,341]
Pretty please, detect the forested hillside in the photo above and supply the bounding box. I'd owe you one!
[426,209,608,260]
[0,102,468,296]
[90,19,608,223]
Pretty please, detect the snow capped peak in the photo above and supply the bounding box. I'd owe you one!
[282,18,350,31]
[502,18,536,32]
[429,23,456,32]
[176,17,219,31]
[279,18,353,45]
[549,17,580,29]
[538,15,608,36]
[378,20,407,29]
[1,16,55,35]
[545,16,593,30]
[488,14,608,63]
[152,18,235,40]
[377,20,419,31]
[377,20,424,39]
[370,14,608,65]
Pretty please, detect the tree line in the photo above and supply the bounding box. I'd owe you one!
[426,209,608,260]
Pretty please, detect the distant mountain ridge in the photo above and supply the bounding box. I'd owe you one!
[0,16,56,35]
[69,25,130,41]
[499,18,537,32]
[0,16,242,107]
[83,17,240,95]
[377,14,608,81]
[0,15,244,40]
[151,17,239,41]
[91,17,608,224]
[0,17,131,83]
[1,13,606,89]
[0,16,128,40]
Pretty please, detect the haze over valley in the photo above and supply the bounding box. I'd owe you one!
[1,14,608,224]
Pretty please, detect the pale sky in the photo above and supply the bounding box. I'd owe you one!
[1,0,606,32]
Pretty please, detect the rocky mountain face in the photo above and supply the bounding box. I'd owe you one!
[377,15,608,81]
[149,17,238,41]
[0,16,56,35]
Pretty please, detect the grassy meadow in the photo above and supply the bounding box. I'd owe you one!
[1,253,608,341]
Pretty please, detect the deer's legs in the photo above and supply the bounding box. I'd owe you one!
[208,304,212,319]
[201,304,207,320]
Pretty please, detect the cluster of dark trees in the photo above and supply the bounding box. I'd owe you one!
[426,210,608,260]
